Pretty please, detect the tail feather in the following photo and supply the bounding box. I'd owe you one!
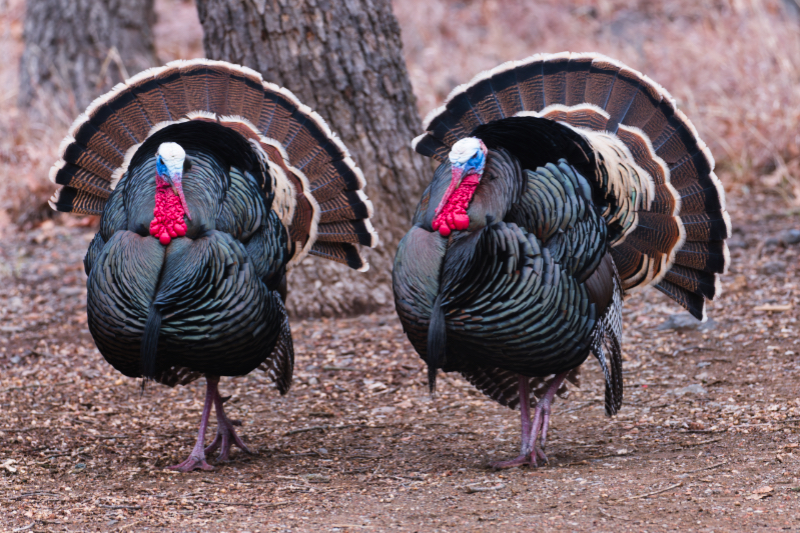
[153,66,190,119]
[681,213,731,242]
[412,134,450,161]
[258,293,294,394]
[127,72,173,124]
[308,242,367,271]
[654,279,706,320]
[624,213,683,254]
[49,58,377,271]
[140,304,162,379]
[316,219,378,246]
[426,295,447,393]
[542,54,570,106]
[465,73,505,123]
[676,182,725,216]
[486,65,523,118]
[514,58,546,111]
[262,93,296,145]
[50,162,112,198]
[603,68,641,132]
[674,241,728,274]
[663,264,717,299]
[583,58,619,110]
[318,191,373,224]
[617,79,663,130]
[413,52,730,318]
[563,56,591,106]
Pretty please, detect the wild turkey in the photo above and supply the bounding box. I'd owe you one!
[393,52,730,468]
[49,59,378,471]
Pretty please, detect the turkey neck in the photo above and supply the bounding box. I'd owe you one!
[419,149,523,236]
[461,148,523,232]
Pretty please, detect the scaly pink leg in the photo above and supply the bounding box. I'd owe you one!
[491,376,533,469]
[205,383,252,462]
[529,372,568,466]
[168,377,217,472]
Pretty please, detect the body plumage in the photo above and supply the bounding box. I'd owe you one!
[50,59,377,471]
[394,53,730,467]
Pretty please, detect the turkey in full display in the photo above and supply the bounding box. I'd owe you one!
[49,59,378,471]
[393,52,730,468]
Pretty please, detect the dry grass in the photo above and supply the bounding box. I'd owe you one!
[1,0,799,229]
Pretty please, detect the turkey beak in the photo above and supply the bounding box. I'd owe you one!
[434,165,464,218]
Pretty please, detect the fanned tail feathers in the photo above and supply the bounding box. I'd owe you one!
[413,52,729,319]
[258,293,295,394]
[589,262,624,416]
[49,58,377,271]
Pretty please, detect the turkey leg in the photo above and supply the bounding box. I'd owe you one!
[168,377,217,472]
[490,376,533,469]
[529,371,569,466]
[205,383,252,462]
[168,376,251,472]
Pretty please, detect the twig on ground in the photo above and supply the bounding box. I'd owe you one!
[684,461,729,474]
[194,500,290,508]
[465,483,505,494]
[365,464,382,482]
[284,424,361,436]
[614,482,683,502]
[586,450,635,460]
[1,380,73,393]
[560,401,597,415]
[6,491,61,501]
[598,507,633,521]
[284,425,329,435]
[116,520,144,531]
[98,504,142,510]
[674,437,723,450]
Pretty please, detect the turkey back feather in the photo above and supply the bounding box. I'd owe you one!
[412,52,729,320]
[49,58,377,271]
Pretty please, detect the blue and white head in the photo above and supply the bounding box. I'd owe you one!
[155,142,191,220]
[448,137,488,188]
[156,142,186,184]
[431,138,489,235]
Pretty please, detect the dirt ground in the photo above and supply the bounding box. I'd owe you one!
[1,189,800,532]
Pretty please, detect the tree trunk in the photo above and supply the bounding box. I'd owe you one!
[196,0,430,317]
[19,0,157,119]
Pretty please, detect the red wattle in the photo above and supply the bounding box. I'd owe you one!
[431,173,480,237]
[150,177,187,246]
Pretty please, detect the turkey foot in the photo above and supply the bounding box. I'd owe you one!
[528,372,569,467]
[168,377,217,472]
[491,377,533,469]
[205,390,252,462]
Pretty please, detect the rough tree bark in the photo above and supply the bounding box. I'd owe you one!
[19,0,157,118]
[196,0,430,317]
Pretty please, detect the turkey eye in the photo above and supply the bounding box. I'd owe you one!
[183,158,193,173]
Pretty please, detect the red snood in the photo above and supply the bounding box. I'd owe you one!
[431,173,480,237]
[149,176,187,245]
